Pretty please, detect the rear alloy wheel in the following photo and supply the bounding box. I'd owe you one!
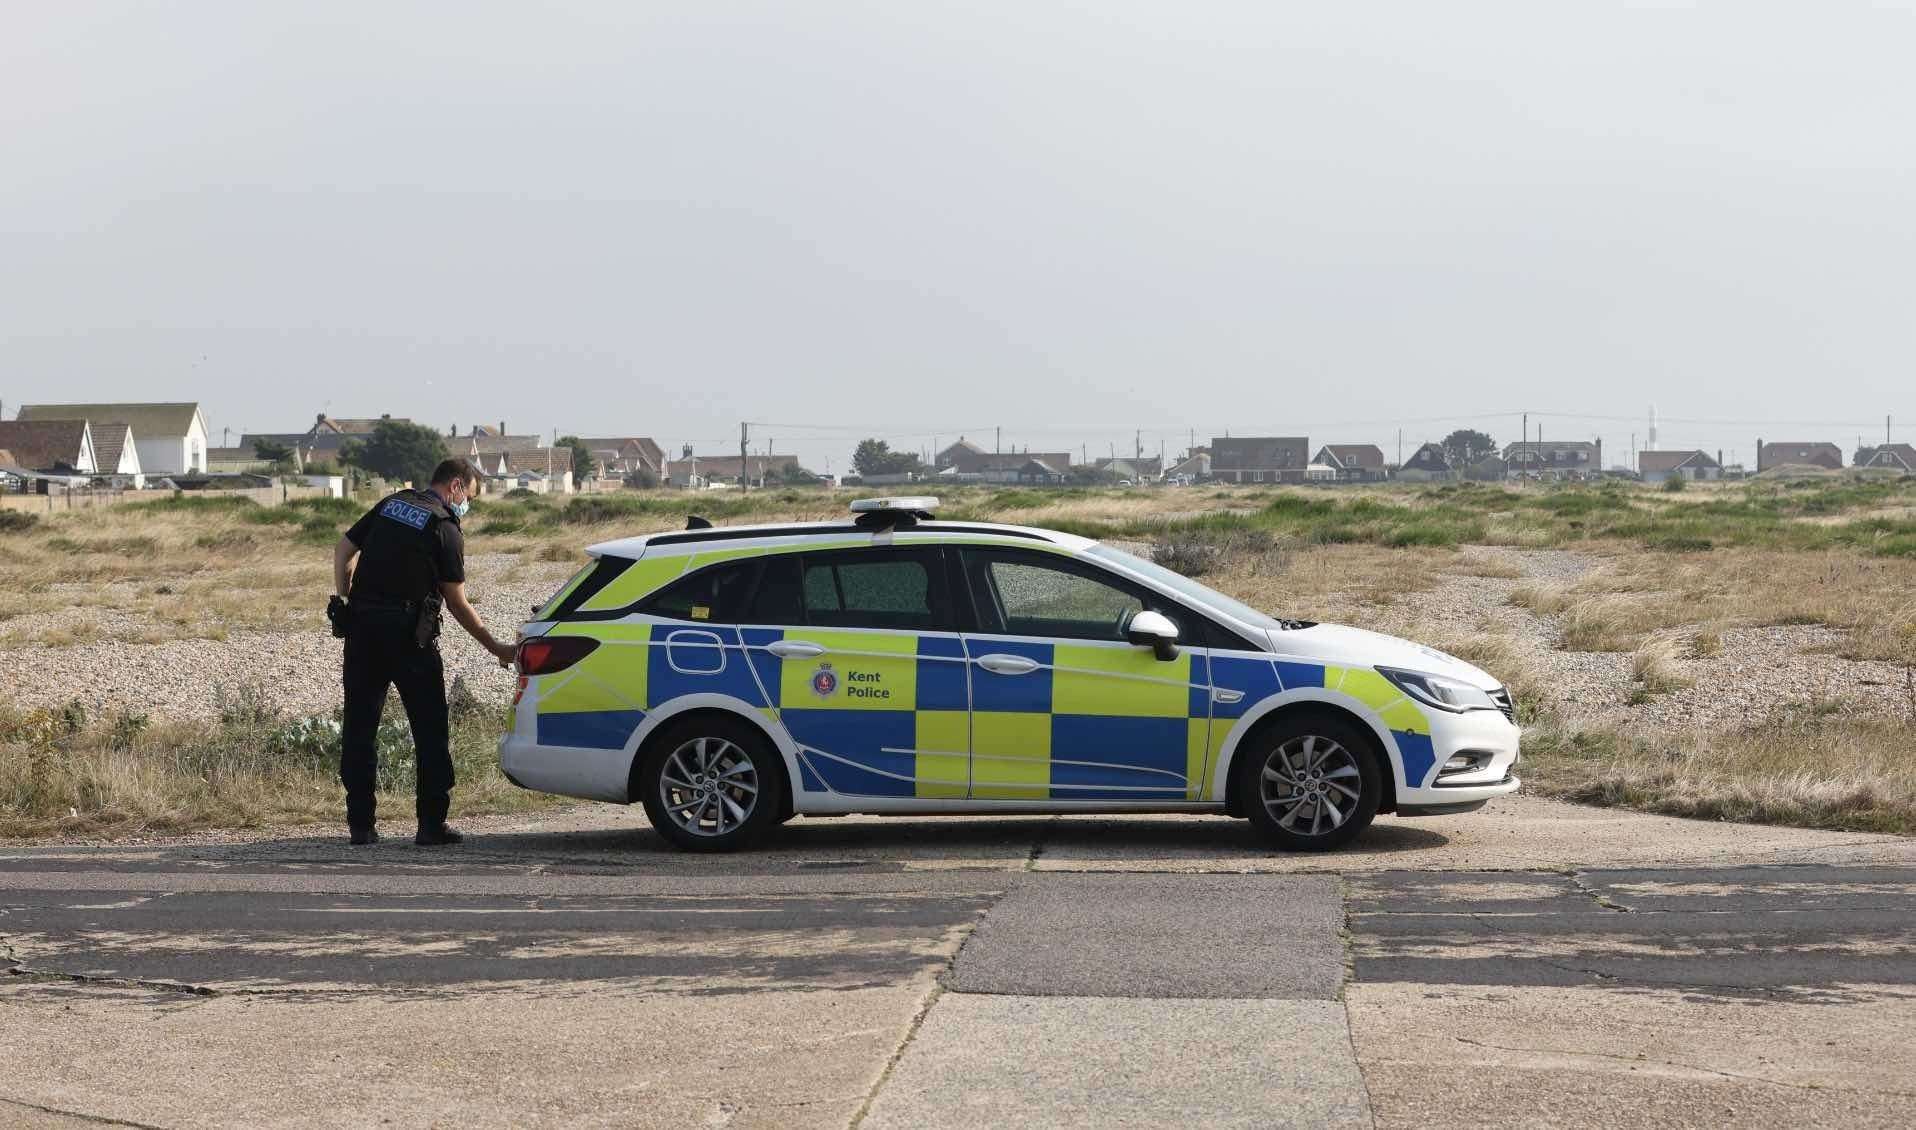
[1239,715,1382,851]
[638,717,784,852]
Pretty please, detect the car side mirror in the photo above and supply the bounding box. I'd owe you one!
[1125,609,1180,661]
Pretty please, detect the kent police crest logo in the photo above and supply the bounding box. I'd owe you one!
[810,662,838,698]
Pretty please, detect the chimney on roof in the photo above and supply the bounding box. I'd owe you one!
[500,420,506,436]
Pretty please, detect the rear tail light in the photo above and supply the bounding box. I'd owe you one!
[517,636,600,676]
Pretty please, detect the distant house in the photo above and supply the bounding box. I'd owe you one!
[18,402,207,475]
[574,437,666,480]
[1463,454,1508,482]
[206,446,272,474]
[1094,456,1163,482]
[1638,450,1722,484]
[1503,440,1600,480]
[665,453,803,488]
[0,419,96,475]
[1855,443,1916,472]
[240,412,416,471]
[938,450,1074,483]
[1395,443,1452,482]
[1164,450,1211,482]
[1756,441,1842,472]
[1312,444,1387,483]
[935,437,991,471]
[1211,437,1309,484]
[89,423,144,488]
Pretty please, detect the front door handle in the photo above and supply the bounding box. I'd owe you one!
[976,653,1040,676]
[766,640,827,659]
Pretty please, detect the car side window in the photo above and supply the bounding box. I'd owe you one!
[797,548,950,631]
[962,549,1147,642]
[640,560,760,623]
[745,554,804,625]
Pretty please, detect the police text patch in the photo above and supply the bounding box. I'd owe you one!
[379,497,432,530]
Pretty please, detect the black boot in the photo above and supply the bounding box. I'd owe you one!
[415,824,463,846]
[349,825,380,846]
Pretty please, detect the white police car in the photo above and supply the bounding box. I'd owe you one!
[500,498,1520,851]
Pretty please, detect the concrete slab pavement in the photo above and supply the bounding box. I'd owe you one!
[862,996,1372,1129]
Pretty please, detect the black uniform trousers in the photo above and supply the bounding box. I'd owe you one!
[341,614,453,829]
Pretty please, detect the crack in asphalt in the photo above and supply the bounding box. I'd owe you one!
[1563,869,1634,912]
[1450,1035,1916,1098]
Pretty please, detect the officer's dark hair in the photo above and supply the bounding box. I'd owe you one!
[430,458,481,489]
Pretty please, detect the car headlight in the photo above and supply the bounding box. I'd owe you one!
[1377,666,1500,713]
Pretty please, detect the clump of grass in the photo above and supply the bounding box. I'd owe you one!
[1629,634,1691,696]
[1691,627,1723,658]
[0,693,552,838]
[1521,713,1916,834]
[0,509,39,534]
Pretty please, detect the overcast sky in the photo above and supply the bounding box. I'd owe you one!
[3,2,1912,472]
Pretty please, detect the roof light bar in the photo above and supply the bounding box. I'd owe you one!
[849,496,940,514]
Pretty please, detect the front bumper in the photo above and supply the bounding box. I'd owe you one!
[1394,706,1521,811]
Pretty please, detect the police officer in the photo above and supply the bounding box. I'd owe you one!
[330,458,516,846]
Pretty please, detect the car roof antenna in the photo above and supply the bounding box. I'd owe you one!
[685,514,713,530]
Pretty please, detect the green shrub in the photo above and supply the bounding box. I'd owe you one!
[1661,475,1687,492]
[0,509,38,534]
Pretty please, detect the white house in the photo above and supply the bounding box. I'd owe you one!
[17,402,209,476]
[89,422,144,488]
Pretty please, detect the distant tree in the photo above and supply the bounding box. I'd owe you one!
[556,436,597,482]
[252,438,294,463]
[1440,429,1498,467]
[624,466,660,489]
[339,420,448,487]
[851,439,924,477]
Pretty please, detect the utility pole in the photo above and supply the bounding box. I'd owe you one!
[1522,412,1528,447]
[740,421,749,489]
[995,425,1000,454]
[1134,429,1141,461]
[1396,429,1402,467]
[1189,427,1195,458]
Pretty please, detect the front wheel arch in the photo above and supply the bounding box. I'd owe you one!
[1222,703,1399,818]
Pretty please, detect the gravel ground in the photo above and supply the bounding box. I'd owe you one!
[0,553,576,722]
[1372,547,1912,729]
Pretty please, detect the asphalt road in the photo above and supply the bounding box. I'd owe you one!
[2,798,1913,1129]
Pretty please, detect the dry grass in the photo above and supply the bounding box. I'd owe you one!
[0,696,552,838]
[1521,713,1916,834]
[1510,548,1916,664]
[1628,634,1692,700]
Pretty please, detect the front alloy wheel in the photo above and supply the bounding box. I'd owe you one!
[639,717,784,852]
[1240,715,1382,851]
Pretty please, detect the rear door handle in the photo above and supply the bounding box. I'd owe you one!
[976,653,1040,676]
[766,640,826,659]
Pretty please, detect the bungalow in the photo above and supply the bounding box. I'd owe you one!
[242,413,417,471]
[1638,450,1722,484]
[1503,440,1601,480]
[1164,450,1211,483]
[1311,444,1387,482]
[574,436,665,480]
[1395,443,1452,482]
[1094,456,1163,482]
[665,453,802,488]
[18,402,207,475]
[1756,440,1842,472]
[89,423,144,488]
[1211,437,1309,484]
[935,437,991,471]
[1854,443,1916,472]
[0,419,96,475]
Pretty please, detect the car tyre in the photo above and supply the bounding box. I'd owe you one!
[638,715,786,852]
[1237,713,1383,852]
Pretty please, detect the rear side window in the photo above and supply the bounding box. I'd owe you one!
[542,556,634,620]
[640,560,761,623]
[798,548,950,631]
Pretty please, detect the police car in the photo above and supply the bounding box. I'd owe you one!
[500,498,1519,852]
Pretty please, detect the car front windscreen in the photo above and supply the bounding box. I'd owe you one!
[1084,543,1285,635]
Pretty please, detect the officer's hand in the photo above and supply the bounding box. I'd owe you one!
[489,640,518,667]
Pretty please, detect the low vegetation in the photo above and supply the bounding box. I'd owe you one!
[2,475,1913,838]
[0,686,550,838]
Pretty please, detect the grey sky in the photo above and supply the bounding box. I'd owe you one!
[4,2,1911,472]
